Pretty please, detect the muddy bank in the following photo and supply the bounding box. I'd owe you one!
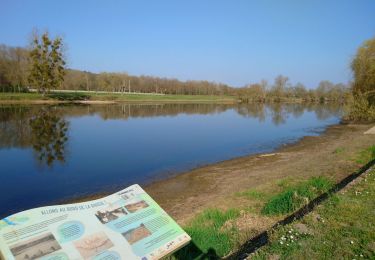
[144,123,374,224]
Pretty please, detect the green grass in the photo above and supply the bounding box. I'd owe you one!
[0,92,49,100]
[261,177,333,216]
[88,92,235,102]
[178,208,241,258]
[253,167,375,259]
[333,147,345,154]
[276,177,296,189]
[0,91,236,103]
[235,189,266,200]
[355,145,375,164]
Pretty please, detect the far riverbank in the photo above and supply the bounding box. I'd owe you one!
[0,92,237,104]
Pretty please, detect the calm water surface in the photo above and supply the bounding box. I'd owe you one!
[0,103,342,217]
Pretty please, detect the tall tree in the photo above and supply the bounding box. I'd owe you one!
[270,75,289,100]
[293,83,307,99]
[351,36,375,103]
[28,32,66,95]
[346,36,375,122]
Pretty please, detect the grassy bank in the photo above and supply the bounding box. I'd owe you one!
[0,92,46,100]
[0,92,236,103]
[173,145,375,259]
[253,166,375,259]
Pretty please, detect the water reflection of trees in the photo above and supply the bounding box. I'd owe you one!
[0,102,343,162]
[73,103,233,120]
[0,105,68,167]
[236,103,266,122]
[30,108,68,166]
[0,103,337,124]
[235,102,342,125]
[65,103,342,124]
[0,106,32,148]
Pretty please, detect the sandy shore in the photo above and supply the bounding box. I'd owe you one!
[144,123,374,224]
[364,125,375,134]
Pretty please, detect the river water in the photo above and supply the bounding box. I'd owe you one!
[0,103,342,217]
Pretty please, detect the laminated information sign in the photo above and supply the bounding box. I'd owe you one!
[0,185,190,260]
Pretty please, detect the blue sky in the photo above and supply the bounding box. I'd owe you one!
[1,0,374,88]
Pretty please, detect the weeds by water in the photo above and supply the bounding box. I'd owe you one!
[261,177,333,215]
[355,145,375,164]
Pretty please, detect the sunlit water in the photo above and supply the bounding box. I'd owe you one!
[0,103,343,217]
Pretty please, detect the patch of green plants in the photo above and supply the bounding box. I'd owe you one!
[47,92,90,101]
[276,177,296,189]
[0,92,46,100]
[355,145,375,164]
[333,147,345,154]
[235,188,265,200]
[176,208,241,258]
[261,176,333,216]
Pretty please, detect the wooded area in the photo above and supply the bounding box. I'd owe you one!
[0,43,350,102]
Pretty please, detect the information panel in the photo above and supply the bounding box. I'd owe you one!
[0,185,190,260]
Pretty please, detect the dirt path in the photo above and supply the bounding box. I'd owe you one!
[145,123,375,224]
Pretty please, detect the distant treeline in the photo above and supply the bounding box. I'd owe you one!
[235,76,349,103]
[0,44,232,95]
[0,44,349,102]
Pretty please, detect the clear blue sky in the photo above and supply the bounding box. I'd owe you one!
[1,0,374,88]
